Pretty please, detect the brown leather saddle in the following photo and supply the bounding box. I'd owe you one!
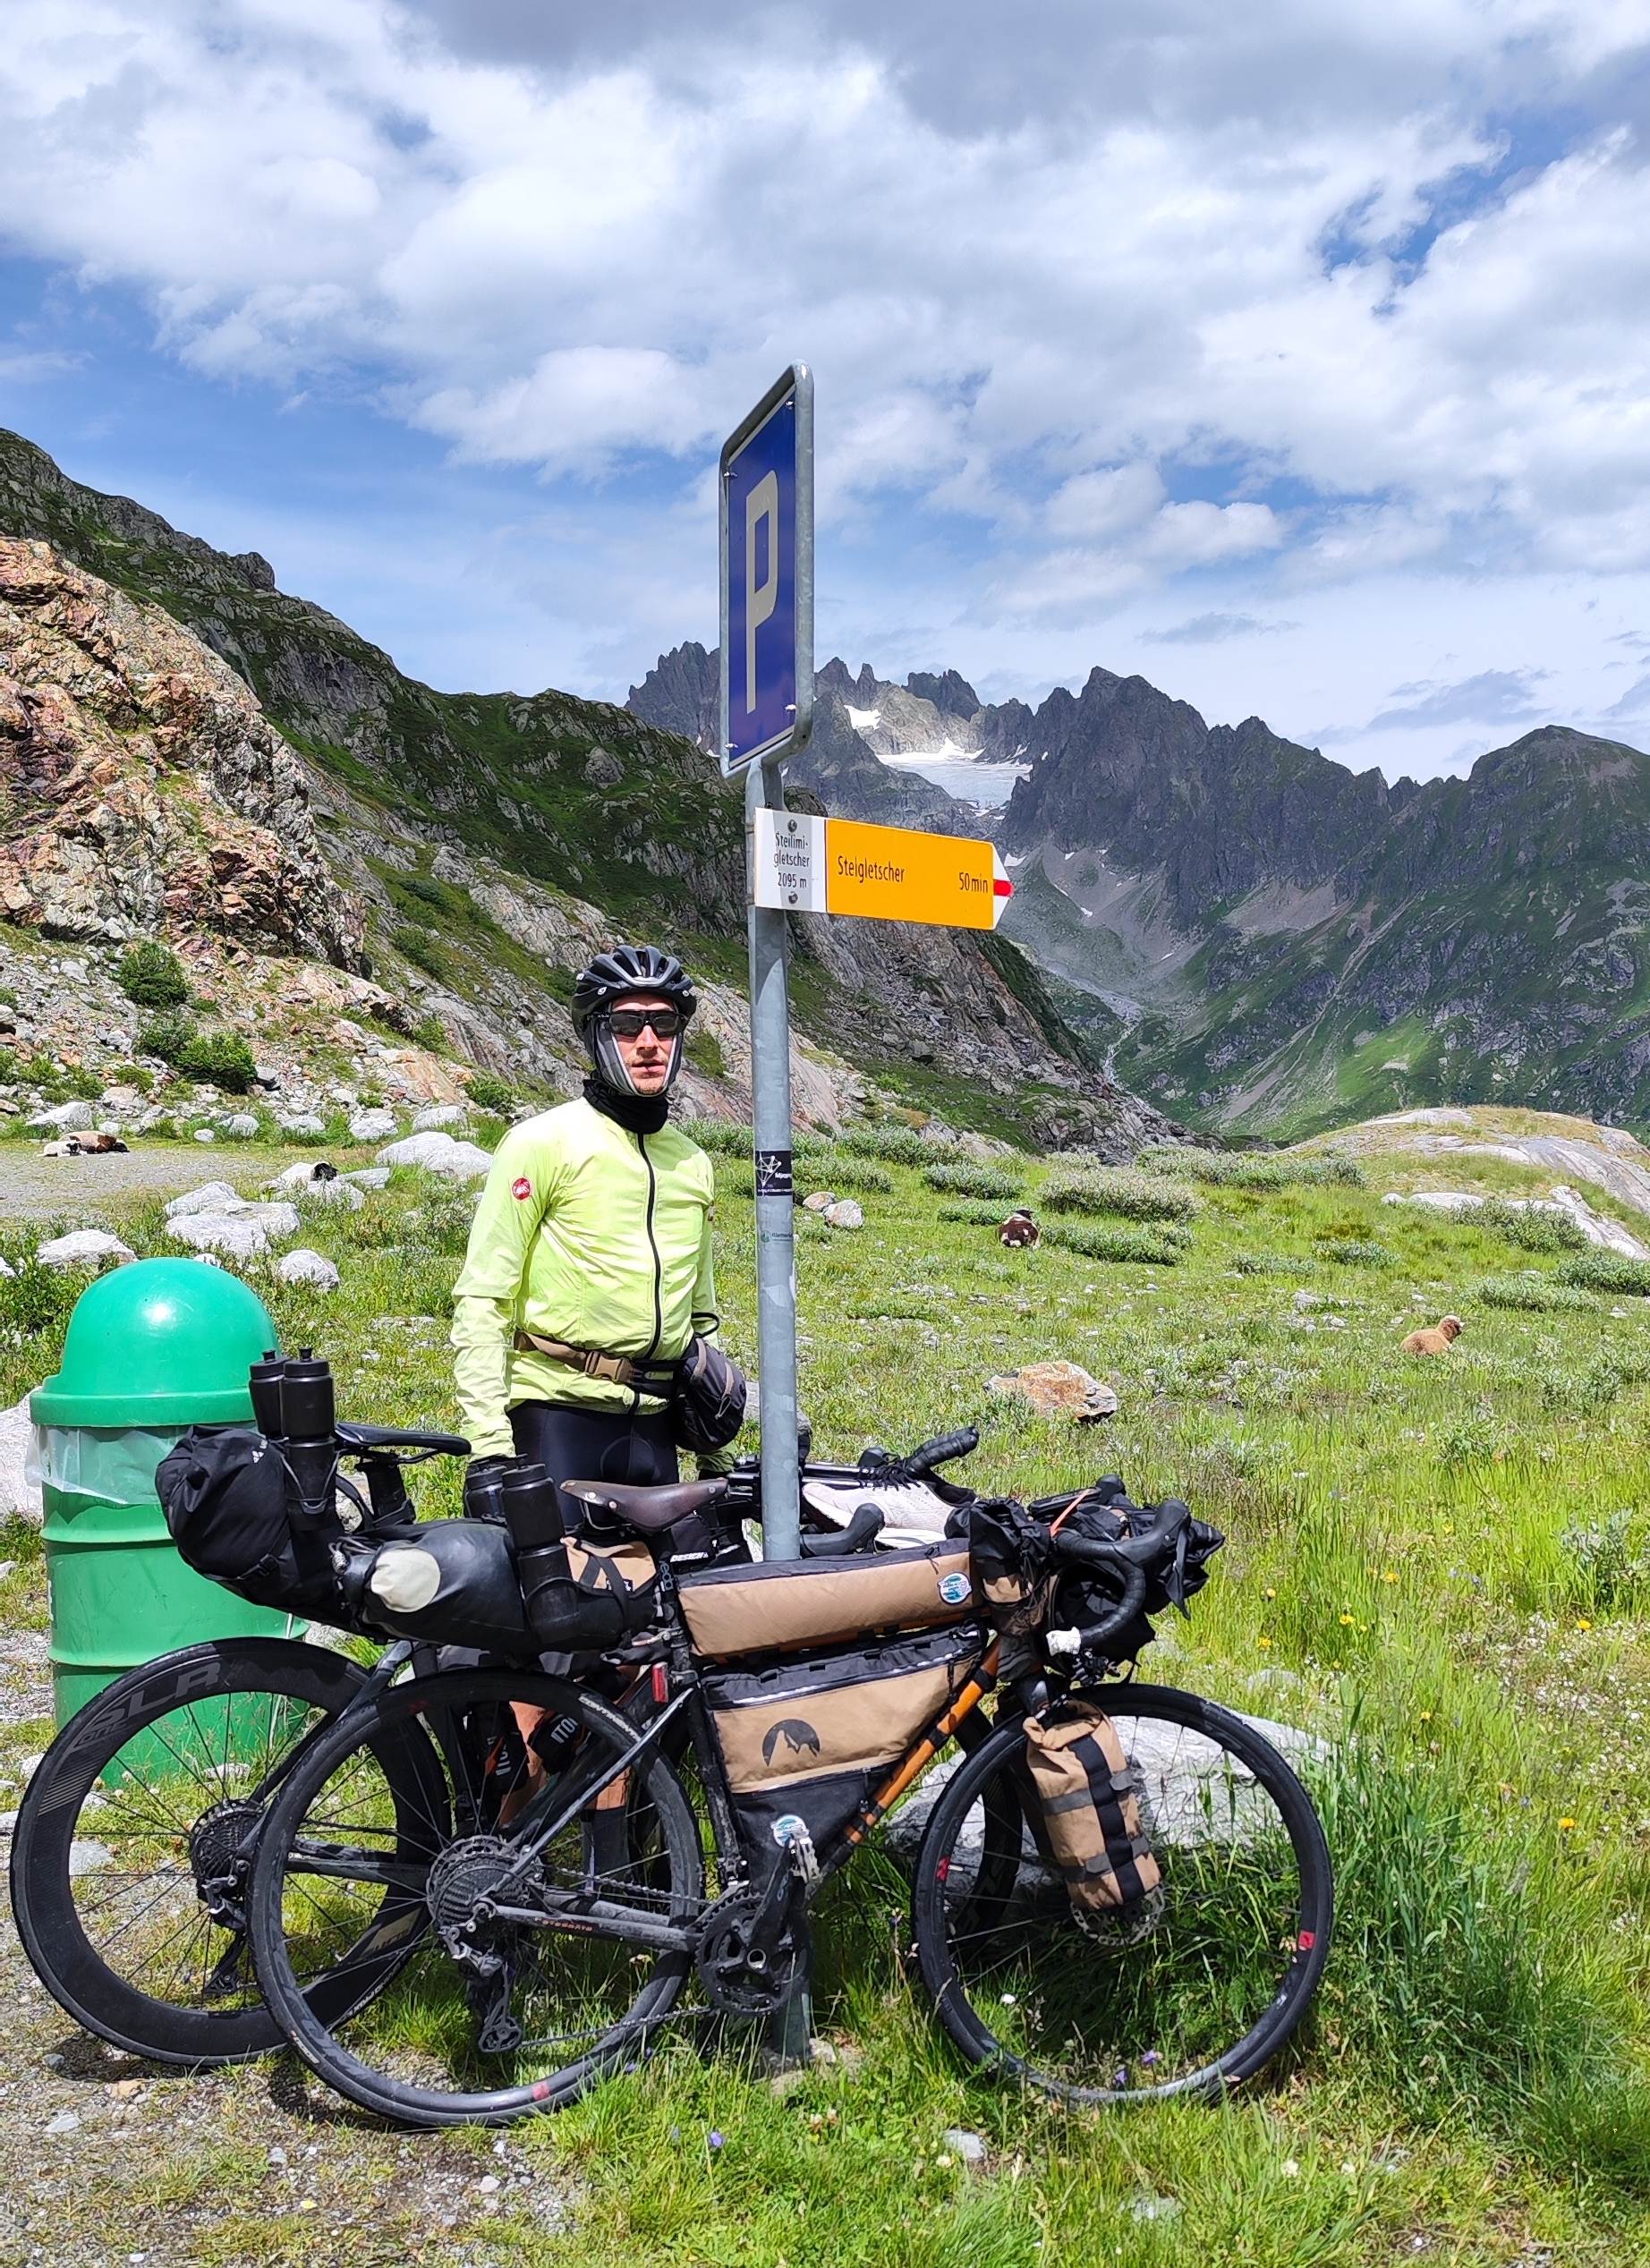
[561,1476,730,1535]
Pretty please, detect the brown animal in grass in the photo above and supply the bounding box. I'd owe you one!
[1400,1314,1464,1355]
[999,1210,1040,1247]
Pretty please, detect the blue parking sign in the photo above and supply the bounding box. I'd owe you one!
[719,365,813,775]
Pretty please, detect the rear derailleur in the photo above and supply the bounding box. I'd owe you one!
[428,1834,541,2056]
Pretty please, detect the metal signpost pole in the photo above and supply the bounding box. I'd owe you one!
[744,754,801,1559]
[719,364,812,1563]
[720,363,814,2070]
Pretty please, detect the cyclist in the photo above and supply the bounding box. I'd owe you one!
[451,944,734,1517]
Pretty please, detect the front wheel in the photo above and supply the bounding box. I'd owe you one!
[913,1684,1332,2102]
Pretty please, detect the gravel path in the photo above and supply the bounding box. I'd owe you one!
[0,1142,333,1221]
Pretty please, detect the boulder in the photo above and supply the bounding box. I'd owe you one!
[276,1248,340,1291]
[377,1132,493,1180]
[987,1360,1118,1423]
[166,1200,299,1259]
[0,1394,42,1523]
[278,1113,326,1137]
[412,1103,467,1132]
[302,1178,362,1211]
[822,1198,864,1229]
[341,1167,392,1189]
[165,1182,241,1219]
[802,1191,837,1213]
[223,1114,259,1138]
[37,1228,135,1271]
[348,1108,398,1142]
[28,1100,94,1132]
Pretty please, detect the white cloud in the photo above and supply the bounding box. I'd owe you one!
[6,0,1650,730]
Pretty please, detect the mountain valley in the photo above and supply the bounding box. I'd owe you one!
[633,642,1650,1138]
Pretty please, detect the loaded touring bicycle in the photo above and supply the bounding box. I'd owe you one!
[13,1355,1332,2125]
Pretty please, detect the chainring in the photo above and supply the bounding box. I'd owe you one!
[694,1883,813,2019]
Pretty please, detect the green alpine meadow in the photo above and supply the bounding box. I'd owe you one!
[5,1104,1650,2262]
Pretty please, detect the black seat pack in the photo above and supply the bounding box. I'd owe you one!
[157,1426,343,1622]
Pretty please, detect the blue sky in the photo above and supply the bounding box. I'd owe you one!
[5,0,1650,783]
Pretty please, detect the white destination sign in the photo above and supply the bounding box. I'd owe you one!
[752,808,827,912]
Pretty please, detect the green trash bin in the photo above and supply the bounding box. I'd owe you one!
[31,1257,300,1731]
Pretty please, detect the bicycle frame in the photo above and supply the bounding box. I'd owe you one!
[431,1556,1008,1924]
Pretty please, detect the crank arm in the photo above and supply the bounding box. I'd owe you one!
[201,1931,253,1998]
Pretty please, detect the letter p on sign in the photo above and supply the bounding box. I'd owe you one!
[745,471,778,715]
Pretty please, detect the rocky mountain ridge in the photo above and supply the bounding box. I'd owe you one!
[634,634,1650,1135]
[995,667,1650,1133]
[0,428,1182,1158]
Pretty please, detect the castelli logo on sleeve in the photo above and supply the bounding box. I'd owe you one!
[512,1176,532,1201]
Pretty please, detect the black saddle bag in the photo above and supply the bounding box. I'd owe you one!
[157,1427,343,1622]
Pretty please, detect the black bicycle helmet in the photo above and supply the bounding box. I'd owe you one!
[572,944,698,1097]
[571,945,698,1035]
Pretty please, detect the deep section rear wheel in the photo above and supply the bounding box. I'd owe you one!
[8,1637,420,2064]
[913,1684,1332,2102]
[249,1669,704,2126]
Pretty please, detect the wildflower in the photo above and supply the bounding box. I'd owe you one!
[1339,1612,1355,1627]
[1263,1586,1277,1600]
[709,2130,725,2150]
[1340,2161,1357,2178]
[1258,1635,1273,1649]
[1577,1618,1594,1632]
[1382,1570,1398,1584]
[1559,1818,1578,1831]
[1280,2159,1300,2179]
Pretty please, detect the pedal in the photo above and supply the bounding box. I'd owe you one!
[771,1813,820,1887]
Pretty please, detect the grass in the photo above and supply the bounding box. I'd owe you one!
[12,1129,1650,2256]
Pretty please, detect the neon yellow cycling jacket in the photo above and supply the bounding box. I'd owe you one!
[450,1097,719,1458]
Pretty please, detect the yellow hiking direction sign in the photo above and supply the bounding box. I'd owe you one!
[751,810,1013,930]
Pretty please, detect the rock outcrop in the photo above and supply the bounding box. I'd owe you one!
[0,540,362,966]
[0,429,1187,1151]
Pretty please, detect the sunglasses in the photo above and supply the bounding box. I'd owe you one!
[608,1008,682,1039]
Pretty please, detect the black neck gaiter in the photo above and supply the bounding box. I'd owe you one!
[583,1077,670,1137]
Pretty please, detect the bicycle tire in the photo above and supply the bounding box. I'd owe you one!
[250,1668,704,2126]
[913,1684,1332,2102]
[9,1636,438,2066]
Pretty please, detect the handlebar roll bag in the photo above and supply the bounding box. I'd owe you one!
[1025,1702,1161,1927]
[705,1622,984,1875]
[678,1540,975,1661]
